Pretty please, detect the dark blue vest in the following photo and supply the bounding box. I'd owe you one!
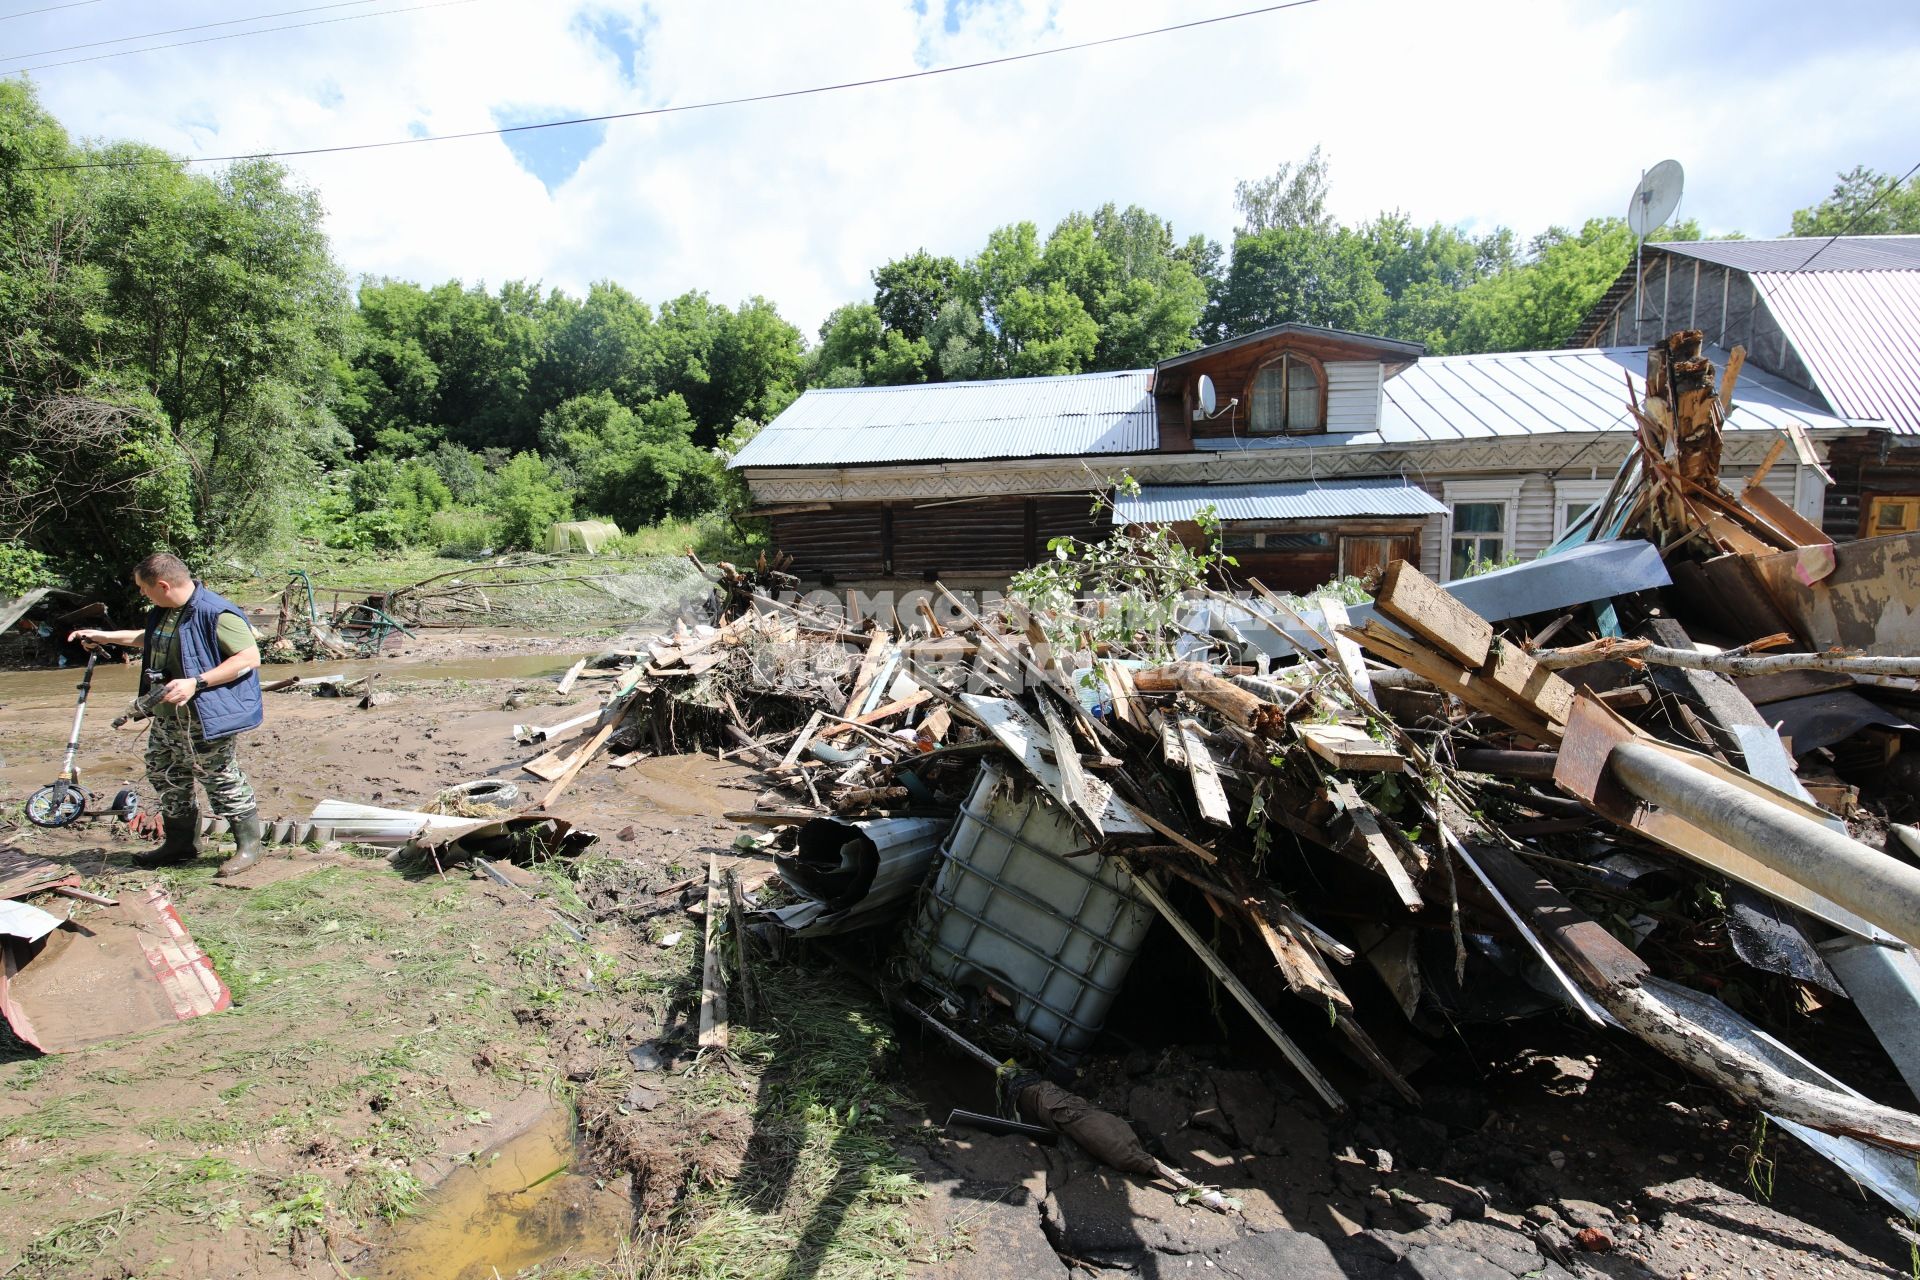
[140,583,264,741]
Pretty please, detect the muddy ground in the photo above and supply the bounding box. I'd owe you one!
[0,652,1913,1279]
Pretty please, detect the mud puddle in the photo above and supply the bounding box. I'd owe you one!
[370,1103,631,1280]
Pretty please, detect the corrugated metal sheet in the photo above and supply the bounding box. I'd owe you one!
[729,370,1156,468]
[1113,478,1446,525]
[1752,271,1920,437]
[1651,236,1920,274]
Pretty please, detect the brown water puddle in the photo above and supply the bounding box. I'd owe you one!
[370,1103,631,1280]
[0,651,593,716]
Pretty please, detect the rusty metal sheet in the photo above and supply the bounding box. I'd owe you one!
[1749,529,1920,656]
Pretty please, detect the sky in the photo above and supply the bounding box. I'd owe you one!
[9,0,1920,337]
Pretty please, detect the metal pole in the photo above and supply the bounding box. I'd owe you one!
[1610,741,1920,947]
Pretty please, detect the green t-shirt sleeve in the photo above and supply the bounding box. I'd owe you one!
[214,612,257,659]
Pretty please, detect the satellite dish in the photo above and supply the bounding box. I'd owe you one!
[1196,375,1218,418]
[1628,160,1685,238]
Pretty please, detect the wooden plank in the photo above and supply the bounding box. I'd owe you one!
[1130,809,1218,865]
[916,597,947,638]
[1471,843,1650,992]
[776,710,826,773]
[1344,621,1559,740]
[1717,343,1747,415]
[1297,722,1405,773]
[817,690,931,740]
[1480,637,1577,728]
[698,854,729,1053]
[1319,597,1375,707]
[1328,781,1423,911]
[1125,870,1346,1113]
[538,699,634,810]
[1178,719,1232,826]
[1041,695,1104,835]
[555,658,587,696]
[842,632,890,719]
[1156,712,1188,767]
[1375,560,1493,668]
[961,693,1148,836]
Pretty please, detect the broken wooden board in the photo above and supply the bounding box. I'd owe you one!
[959,693,1148,836]
[1468,842,1650,993]
[0,846,78,901]
[698,854,729,1053]
[1344,621,1562,741]
[1319,597,1376,707]
[0,886,229,1053]
[1297,722,1405,773]
[1327,781,1423,911]
[1178,719,1233,826]
[1375,560,1493,668]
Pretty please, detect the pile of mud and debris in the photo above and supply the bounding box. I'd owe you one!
[587,329,1920,1270]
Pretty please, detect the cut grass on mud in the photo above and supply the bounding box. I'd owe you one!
[0,855,590,1279]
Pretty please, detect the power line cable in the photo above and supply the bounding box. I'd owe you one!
[1796,157,1920,269]
[4,0,481,75]
[26,0,1325,172]
[2,0,378,63]
[0,0,103,22]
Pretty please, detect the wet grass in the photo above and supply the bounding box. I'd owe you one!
[641,966,927,1280]
[0,859,559,1279]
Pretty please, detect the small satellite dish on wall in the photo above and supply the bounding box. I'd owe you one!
[1195,375,1218,420]
[1628,160,1685,238]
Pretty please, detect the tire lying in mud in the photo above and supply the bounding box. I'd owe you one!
[437,779,521,809]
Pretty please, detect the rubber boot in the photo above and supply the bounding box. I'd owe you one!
[134,811,201,868]
[217,810,265,878]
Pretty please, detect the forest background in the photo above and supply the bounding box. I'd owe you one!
[3,77,1916,599]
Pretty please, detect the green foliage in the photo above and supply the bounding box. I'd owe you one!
[1791,164,1920,236]
[1009,479,1227,659]
[425,505,499,555]
[486,452,572,550]
[1206,223,1390,338]
[0,541,53,596]
[540,390,723,529]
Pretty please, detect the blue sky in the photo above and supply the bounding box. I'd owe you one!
[8,0,1919,334]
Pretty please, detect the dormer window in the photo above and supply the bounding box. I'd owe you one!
[1249,352,1325,434]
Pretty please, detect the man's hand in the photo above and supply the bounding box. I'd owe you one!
[68,628,104,647]
[160,677,199,706]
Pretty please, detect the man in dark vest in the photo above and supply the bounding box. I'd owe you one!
[69,552,267,876]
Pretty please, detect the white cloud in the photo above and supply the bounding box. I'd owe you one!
[15,0,1920,335]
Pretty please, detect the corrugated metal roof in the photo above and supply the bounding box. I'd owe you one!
[1194,346,1843,455]
[1652,235,1920,274]
[729,370,1156,469]
[1751,271,1920,437]
[1113,478,1446,525]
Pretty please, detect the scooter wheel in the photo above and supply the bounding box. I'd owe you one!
[26,784,88,828]
[109,788,142,822]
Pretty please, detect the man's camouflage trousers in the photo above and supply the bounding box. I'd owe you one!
[144,709,255,819]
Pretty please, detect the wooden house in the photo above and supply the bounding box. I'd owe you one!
[731,322,1848,593]
[1571,234,1920,539]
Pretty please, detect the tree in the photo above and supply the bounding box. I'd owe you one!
[1206,224,1388,339]
[536,279,655,407]
[540,390,720,528]
[872,249,960,342]
[1791,165,1920,237]
[1233,146,1333,236]
[486,451,571,549]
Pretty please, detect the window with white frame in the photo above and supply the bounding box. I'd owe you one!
[1442,481,1522,580]
[1552,479,1614,541]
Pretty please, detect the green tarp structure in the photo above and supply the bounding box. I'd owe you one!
[544,520,622,554]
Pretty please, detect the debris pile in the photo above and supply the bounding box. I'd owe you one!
[597,329,1920,1223]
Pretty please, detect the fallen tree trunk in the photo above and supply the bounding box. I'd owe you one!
[1533,638,1920,677]
[1132,662,1292,737]
[1601,979,1920,1153]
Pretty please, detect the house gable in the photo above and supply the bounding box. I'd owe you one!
[1153,323,1421,450]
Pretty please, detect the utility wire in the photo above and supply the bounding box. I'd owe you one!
[4,0,481,75]
[2,0,377,63]
[0,0,103,22]
[1796,157,1920,269]
[25,0,1325,171]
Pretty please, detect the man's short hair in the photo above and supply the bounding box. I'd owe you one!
[133,552,191,585]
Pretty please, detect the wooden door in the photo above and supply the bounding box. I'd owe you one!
[1339,533,1418,581]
